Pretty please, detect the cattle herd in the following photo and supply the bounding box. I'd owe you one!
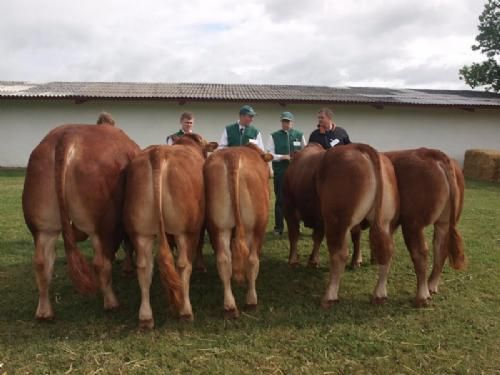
[22,123,467,328]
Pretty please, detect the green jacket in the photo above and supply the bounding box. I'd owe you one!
[271,128,304,175]
[166,129,185,144]
[226,123,259,146]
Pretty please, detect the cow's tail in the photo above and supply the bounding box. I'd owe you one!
[359,145,392,265]
[227,153,248,284]
[150,148,184,312]
[440,154,467,270]
[54,137,97,294]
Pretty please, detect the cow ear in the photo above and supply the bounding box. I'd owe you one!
[262,152,274,162]
[171,135,181,144]
[205,142,218,152]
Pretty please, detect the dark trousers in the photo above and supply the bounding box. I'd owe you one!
[273,172,285,232]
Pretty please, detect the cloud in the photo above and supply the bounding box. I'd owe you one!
[0,0,487,89]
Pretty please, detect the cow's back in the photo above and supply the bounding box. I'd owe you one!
[124,145,205,236]
[385,148,451,226]
[23,124,139,238]
[205,147,270,230]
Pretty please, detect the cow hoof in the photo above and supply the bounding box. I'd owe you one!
[139,319,155,330]
[223,308,240,320]
[104,303,120,312]
[307,260,320,268]
[288,261,300,268]
[349,262,362,270]
[415,298,431,308]
[35,314,55,322]
[371,296,388,305]
[321,299,339,310]
[243,304,258,312]
[179,313,194,322]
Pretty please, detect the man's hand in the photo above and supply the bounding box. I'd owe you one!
[280,155,291,161]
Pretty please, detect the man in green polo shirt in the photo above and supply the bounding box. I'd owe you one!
[166,111,195,145]
[267,111,306,235]
[218,105,265,150]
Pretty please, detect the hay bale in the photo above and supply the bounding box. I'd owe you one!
[463,149,500,182]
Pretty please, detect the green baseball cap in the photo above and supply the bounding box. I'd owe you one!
[239,105,256,116]
[280,111,294,121]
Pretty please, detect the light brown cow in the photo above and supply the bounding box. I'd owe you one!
[284,143,399,307]
[123,134,217,329]
[204,144,273,318]
[383,148,467,306]
[22,124,140,320]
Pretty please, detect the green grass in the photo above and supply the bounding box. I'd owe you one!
[1,170,499,374]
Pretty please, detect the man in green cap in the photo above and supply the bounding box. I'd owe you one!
[166,111,195,145]
[218,105,264,149]
[266,111,306,235]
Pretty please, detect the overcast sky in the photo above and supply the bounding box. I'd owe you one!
[0,0,487,90]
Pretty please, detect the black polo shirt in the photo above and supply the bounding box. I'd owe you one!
[308,126,351,149]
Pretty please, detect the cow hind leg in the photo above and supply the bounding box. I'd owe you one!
[245,232,261,310]
[33,231,59,320]
[402,225,431,307]
[175,234,195,321]
[369,223,394,303]
[134,235,155,329]
[121,236,135,278]
[349,226,363,269]
[308,226,324,268]
[91,236,119,311]
[214,229,239,319]
[321,228,349,309]
[193,229,207,273]
[286,213,301,267]
[428,221,449,295]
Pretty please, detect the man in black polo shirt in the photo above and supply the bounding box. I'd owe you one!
[308,108,351,148]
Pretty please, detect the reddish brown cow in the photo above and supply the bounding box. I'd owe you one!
[317,144,398,307]
[123,134,217,329]
[283,143,399,307]
[384,148,467,306]
[283,143,325,267]
[284,144,399,263]
[22,124,139,320]
[204,144,273,318]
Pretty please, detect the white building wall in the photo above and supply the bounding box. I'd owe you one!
[0,99,499,166]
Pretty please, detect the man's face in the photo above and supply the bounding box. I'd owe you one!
[281,120,292,131]
[181,117,194,133]
[239,114,254,126]
[317,113,332,131]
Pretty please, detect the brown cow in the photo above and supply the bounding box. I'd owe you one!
[383,148,467,306]
[284,143,399,307]
[22,124,140,320]
[318,144,399,307]
[350,149,466,306]
[284,144,399,265]
[283,143,325,267]
[123,134,217,329]
[204,144,273,318]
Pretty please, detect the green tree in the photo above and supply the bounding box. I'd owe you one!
[459,0,500,92]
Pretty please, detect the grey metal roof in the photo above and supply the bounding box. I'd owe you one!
[1,81,500,108]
